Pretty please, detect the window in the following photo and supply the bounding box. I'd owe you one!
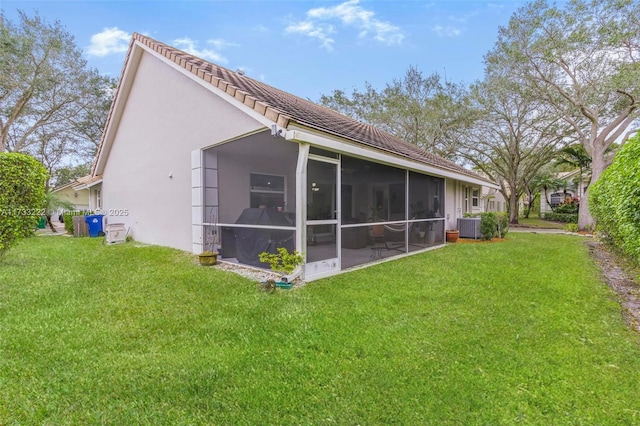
[472,189,479,208]
[96,189,101,210]
[250,173,285,208]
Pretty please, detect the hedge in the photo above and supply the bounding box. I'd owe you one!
[0,153,47,257]
[542,212,578,223]
[590,134,640,262]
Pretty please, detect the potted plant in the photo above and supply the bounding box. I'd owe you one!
[258,247,304,289]
[198,217,219,266]
[446,229,459,243]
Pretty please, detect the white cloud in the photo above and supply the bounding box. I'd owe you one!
[87,27,131,57]
[285,21,335,51]
[432,25,462,37]
[208,38,240,50]
[286,0,403,49]
[173,37,229,64]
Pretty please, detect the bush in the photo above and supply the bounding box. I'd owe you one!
[258,248,304,275]
[0,153,47,258]
[542,212,578,223]
[62,210,93,234]
[555,202,579,214]
[565,223,579,233]
[480,212,498,240]
[497,213,509,237]
[590,134,640,262]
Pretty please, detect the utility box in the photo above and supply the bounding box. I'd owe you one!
[457,217,481,239]
[105,223,127,244]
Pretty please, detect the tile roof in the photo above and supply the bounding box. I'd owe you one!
[98,33,492,184]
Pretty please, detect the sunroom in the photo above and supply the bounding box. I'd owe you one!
[198,128,451,281]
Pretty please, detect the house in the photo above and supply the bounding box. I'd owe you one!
[539,169,587,216]
[90,34,498,280]
[51,178,90,213]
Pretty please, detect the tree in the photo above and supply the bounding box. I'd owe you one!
[554,144,593,197]
[42,191,75,232]
[0,153,47,258]
[458,74,567,224]
[485,0,640,230]
[0,11,113,164]
[319,66,470,160]
[51,163,91,188]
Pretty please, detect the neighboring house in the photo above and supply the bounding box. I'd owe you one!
[539,169,587,215]
[90,34,498,280]
[51,177,90,217]
[72,175,103,211]
[51,175,103,221]
[482,187,507,213]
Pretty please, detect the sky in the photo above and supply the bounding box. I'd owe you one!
[2,0,526,102]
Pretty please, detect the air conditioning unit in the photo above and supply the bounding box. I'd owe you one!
[105,223,127,244]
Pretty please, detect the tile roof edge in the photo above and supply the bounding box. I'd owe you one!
[94,33,495,187]
[131,33,293,129]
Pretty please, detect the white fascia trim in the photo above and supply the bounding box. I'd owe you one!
[93,47,144,176]
[72,179,103,191]
[139,42,277,131]
[285,129,500,189]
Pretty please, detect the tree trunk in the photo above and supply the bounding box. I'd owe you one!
[509,192,519,224]
[579,149,606,231]
[46,214,57,233]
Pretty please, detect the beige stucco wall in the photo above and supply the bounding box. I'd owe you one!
[101,50,264,251]
[444,179,490,229]
[53,186,90,211]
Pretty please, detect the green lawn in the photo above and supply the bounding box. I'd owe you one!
[516,215,566,229]
[1,234,639,424]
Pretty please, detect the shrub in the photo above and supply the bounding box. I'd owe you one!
[479,212,498,240]
[0,153,48,258]
[565,223,579,233]
[542,212,578,223]
[62,210,93,234]
[555,202,579,214]
[497,213,509,237]
[258,248,304,275]
[590,134,640,262]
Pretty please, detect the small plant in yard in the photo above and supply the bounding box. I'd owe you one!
[565,223,579,233]
[479,212,498,240]
[263,278,276,293]
[258,247,304,275]
[496,212,509,237]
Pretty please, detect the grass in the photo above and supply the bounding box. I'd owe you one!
[516,215,566,229]
[1,234,640,424]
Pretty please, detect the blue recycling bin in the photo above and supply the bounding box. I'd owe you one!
[85,214,104,237]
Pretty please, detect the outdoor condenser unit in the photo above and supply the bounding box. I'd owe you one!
[105,223,127,244]
[457,217,481,239]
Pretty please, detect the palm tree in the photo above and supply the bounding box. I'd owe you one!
[555,145,592,198]
[43,191,75,232]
